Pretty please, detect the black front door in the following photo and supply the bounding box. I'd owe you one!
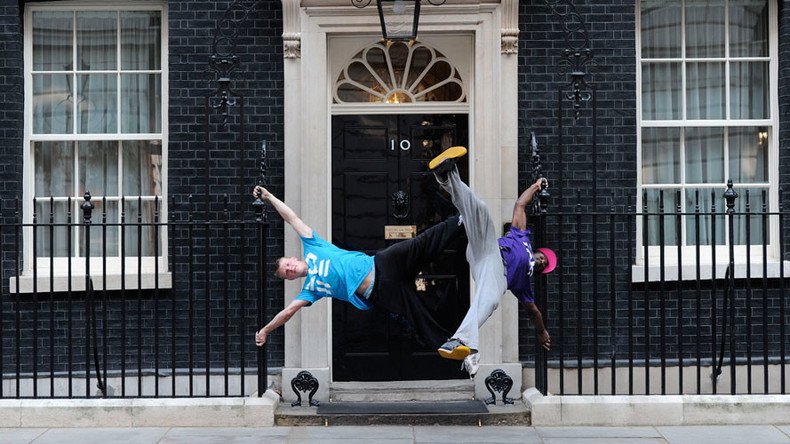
[331,114,470,381]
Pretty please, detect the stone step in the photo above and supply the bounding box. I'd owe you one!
[329,379,475,402]
[275,401,530,426]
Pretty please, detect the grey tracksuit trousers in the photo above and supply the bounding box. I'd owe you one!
[437,168,507,351]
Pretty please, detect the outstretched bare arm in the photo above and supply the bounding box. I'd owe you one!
[510,179,547,231]
[255,299,310,346]
[253,186,312,238]
[525,301,550,351]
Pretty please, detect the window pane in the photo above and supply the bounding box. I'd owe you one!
[644,189,679,246]
[686,62,725,119]
[732,188,768,245]
[685,188,726,246]
[121,74,161,133]
[685,127,724,184]
[122,141,162,197]
[78,141,118,197]
[33,11,72,71]
[640,0,681,58]
[405,46,432,90]
[730,62,769,119]
[77,74,117,133]
[123,199,159,256]
[642,63,681,120]
[729,0,768,57]
[729,127,768,182]
[33,74,73,134]
[34,200,71,258]
[79,200,119,257]
[642,128,680,184]
[685,0,725,58]
[77,11,117,71]
[121,11,161,70]
[35,141,74,197]
[365,46,390,88]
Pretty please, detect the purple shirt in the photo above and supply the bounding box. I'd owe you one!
[497,226,535,304]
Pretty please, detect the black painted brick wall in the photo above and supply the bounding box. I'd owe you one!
[517,0,790,372]
[0,0,286,381]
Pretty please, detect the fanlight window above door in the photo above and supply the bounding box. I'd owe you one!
[333,41,466,104]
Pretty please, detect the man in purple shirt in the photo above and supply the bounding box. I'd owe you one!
[428,146,556,376]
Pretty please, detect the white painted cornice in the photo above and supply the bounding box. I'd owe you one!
[501,0,519,54]
[282,0,301,58]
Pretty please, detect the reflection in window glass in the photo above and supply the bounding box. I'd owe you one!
[35,141,74,197]
[729,127,768,183]
[78,74,117,133]
[29,6,164,260]
[33,74,73,134]
[730,62,769,119]
[639,0,774,250]
[77,11,117,71]
[642,128,680,185]
[640,0,681,58]
[685,0,725,58]
[121,11,161,70]
[79,141,118,197]
[121,74,162,133]
[686,62,725,120]
[730,0,768,57]
[642,63,681,120]
[685,127,724,184]
[33,11,72,71]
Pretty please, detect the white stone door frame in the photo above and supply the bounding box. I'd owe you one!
[279,0,520,394]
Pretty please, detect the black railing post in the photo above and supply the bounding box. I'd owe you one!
[659,190,666,395]
[253,188,268,397]
[778,190,786,393]
[81,191,94,397]
[724,179,738,395]
[745,190,753,394]
[536,179,549,395]
[120,198,126,397]
[49,197,55,397]
[642,190,650,395]
[761,191,769,393]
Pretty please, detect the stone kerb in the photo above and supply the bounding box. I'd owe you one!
[524,388,790,426]
[0,390,279,428]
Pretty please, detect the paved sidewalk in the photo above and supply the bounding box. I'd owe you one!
[2,425,790,443]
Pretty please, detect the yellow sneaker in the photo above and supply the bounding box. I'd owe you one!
[437,338,472,361]
[428,146,468,171]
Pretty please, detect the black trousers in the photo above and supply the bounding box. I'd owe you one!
[368,216,462,348]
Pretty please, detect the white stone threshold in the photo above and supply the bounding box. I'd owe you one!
[0,390,279,428]
[524,387,790,426]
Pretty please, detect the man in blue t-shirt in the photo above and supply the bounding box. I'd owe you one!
[253,186,464,350]
[427,146,557,376]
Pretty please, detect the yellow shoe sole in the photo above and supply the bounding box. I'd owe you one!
[437,345,471,361]
[428,146,468,170]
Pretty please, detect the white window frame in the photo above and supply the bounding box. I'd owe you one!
[14,1,170,293]
[634,0,787,282]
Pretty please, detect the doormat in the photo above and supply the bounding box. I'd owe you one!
[316,400,488,415]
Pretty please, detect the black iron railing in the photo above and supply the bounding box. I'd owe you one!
[533,181,789,396]
[0,194,269,398]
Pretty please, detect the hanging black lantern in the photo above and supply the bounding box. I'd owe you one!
[352,0,446,42]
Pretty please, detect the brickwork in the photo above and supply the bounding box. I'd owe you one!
[0,1,286,381]
[517,0,790,372]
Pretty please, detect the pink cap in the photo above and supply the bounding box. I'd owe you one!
[536,247,557,274]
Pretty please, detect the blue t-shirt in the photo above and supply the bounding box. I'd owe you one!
[294,231,375,310]
[497,226,535,304]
